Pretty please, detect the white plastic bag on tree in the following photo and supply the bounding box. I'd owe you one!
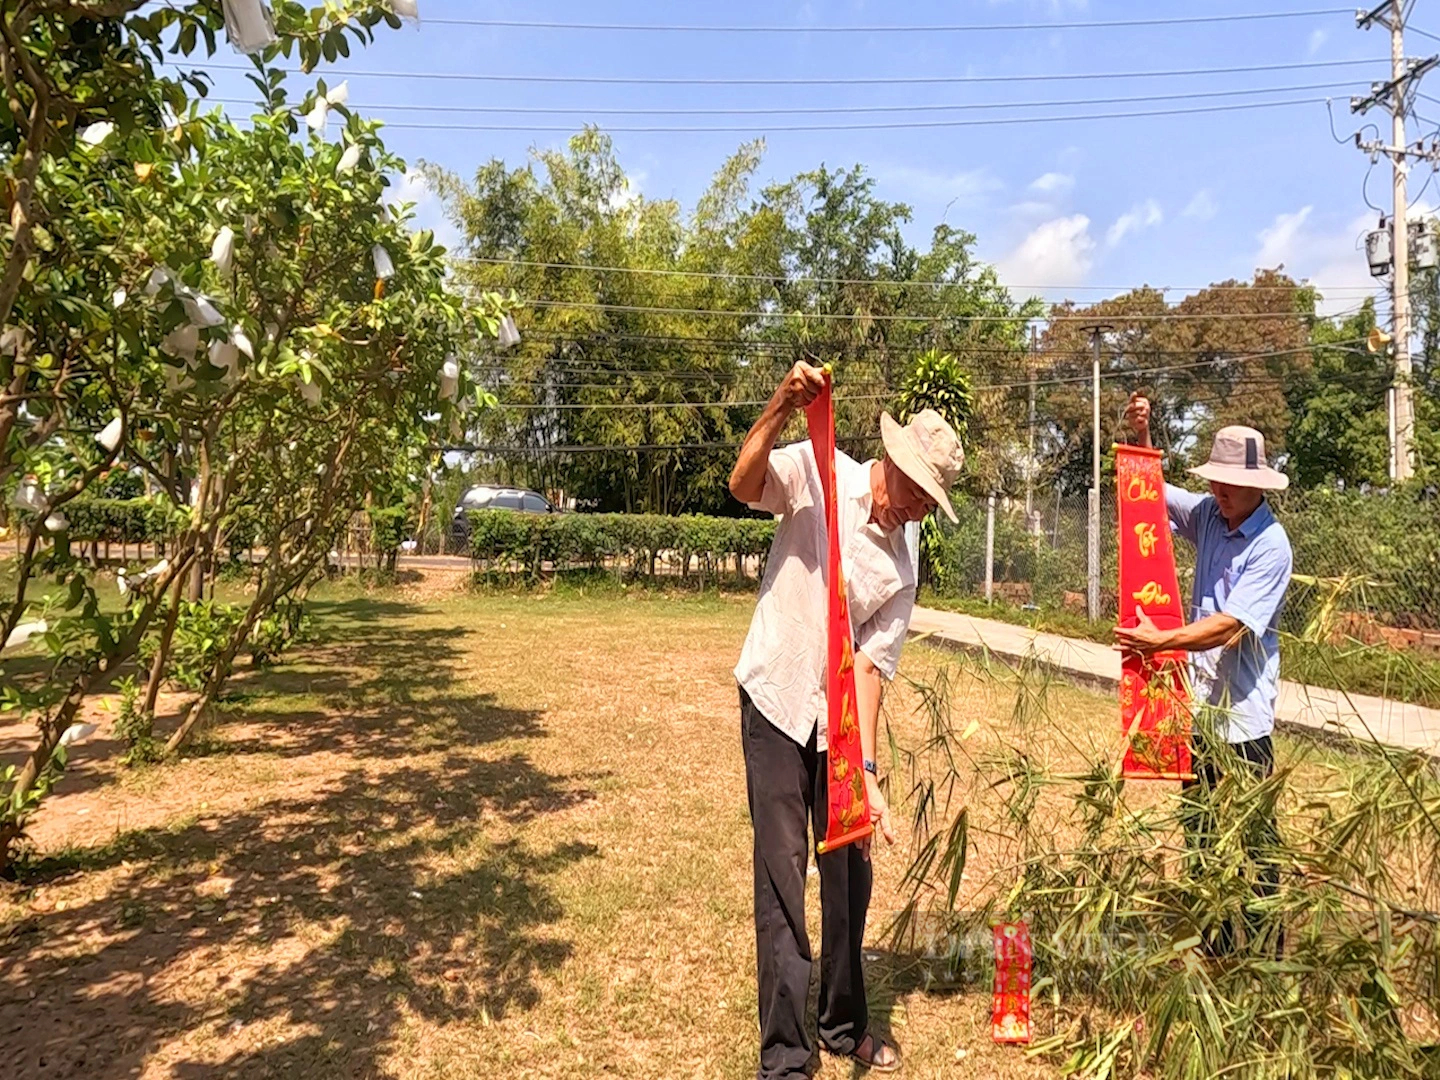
[221,0,278,55]
[181,292,225,329]
[96,416,123,452]
[337,144,363,174]
[161,324,200,359]
[138,558,170,583]
[305,99,330,132]
[372,245,395,280]
[60,723,98,747]
[143,266,172,296]
[326,81,350,106]
[298,378,322,407]
[231,326,255,362]
[12,475,43,511]
[43,512,67,533]
[79,122,115,146]
[439,356,460,401]
[209,339,240,377]
[497,315,521,350]
[391,0,420,21]
[211,226,236,276]
[0,325,27,356]
[5,620,47,649]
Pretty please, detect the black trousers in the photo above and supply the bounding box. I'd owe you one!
[740,687,872,1080]
[1182,734,1281,955]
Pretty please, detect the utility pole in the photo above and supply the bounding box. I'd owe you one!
[1352,1,1440,482]
[1085,325,1110,622]
[1026,324,1037,528]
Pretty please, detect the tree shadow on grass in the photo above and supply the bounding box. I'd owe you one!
[2,595,536,799]
[0,759,598,1078]
[0,595,601,1079]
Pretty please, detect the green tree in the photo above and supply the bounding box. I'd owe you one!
[0,4,502,868]
[1037,272,1317,493]
[1285,303,1391,488]
[431,133,1038,512]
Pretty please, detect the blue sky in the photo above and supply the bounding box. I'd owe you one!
[197,0,1432,315]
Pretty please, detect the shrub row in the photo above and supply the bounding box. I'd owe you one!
[44,497,187,544]
[928,486,1439,630]
[466,510,777,579]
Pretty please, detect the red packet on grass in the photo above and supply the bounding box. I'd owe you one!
[992,922,1033,1044]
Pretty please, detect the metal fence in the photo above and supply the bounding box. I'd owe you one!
[931,486,1440,643]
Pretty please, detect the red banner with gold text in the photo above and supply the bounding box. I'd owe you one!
[806,375,873,855]
[1115,445,1194,781]
[991,922,1033,1044]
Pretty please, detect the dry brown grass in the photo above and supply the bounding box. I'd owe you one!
[0,583,1346,1079]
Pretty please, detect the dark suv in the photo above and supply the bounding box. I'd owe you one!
[449,485,556,550]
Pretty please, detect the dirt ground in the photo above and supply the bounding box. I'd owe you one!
[0,579,1332,1079]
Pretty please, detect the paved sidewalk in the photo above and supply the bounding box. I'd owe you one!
[909,606,1440,755]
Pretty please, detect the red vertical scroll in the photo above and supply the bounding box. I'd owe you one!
[1115,445,1194,781]
[991,922,1033,1044]
[806,374,873,855]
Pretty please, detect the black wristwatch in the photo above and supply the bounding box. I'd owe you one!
[864,758,878,776]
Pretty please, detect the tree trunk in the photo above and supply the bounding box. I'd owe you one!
[416,471,433,554]
[143,574,185,717]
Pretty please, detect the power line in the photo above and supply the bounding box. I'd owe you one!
[457,257,1382,296]
[469,340,1368,401]
[483,393,892,411]
[222,80,1370,118]
[422,10,1351,33]
[502,298,1341,322]
[445,437,882,454]
[511,332,1053,353]
[198,57,1382,89]
[320,95,1330,133]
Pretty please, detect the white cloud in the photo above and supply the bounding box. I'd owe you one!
[996,214,1096,288]
[1308,28,1327,55]
[1181,189,1218,222]
[874,163,1003,204]
[1009,199,1060,218]
[385,170,463,252]
[1029,171,1074,195]
[1248,205,1403,315]
[606,170,647,212]
[1256,206,1314,267]
[1105,198,1163,247]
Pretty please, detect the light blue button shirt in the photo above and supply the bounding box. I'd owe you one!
[1165,484,1294,743]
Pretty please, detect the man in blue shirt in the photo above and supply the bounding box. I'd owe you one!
[1115,393,1294,953]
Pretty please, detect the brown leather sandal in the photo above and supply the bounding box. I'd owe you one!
[851,1032,902,1073]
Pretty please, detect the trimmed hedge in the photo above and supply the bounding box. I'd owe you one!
[367,505,410,555]
[467,510,777,581]
[47,497,186,544]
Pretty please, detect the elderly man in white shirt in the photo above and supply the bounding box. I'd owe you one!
[729,359,966,1079]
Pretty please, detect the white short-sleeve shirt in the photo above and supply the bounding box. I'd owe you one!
[733,442,919,751]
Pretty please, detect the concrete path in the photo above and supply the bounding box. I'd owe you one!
[909,606,1440,756]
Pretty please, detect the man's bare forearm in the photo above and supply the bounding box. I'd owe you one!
[1161,612,1243,652]
[729,361,825,505]
[854,650,882,769]
[728,389,794,505]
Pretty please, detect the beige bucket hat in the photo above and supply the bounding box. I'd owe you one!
[879,410,965,522]
[1188,425,1289,491]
